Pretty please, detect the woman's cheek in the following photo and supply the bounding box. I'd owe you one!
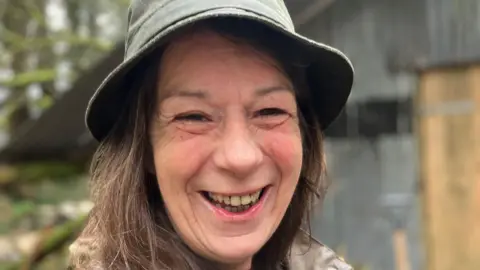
[262,130,303,175]
[153,132,210,185]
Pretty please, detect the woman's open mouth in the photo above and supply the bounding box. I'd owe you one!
[202,187,267,214]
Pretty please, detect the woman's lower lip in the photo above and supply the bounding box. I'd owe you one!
[202,186,270,222]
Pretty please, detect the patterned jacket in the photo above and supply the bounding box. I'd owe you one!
[68,231,352,269]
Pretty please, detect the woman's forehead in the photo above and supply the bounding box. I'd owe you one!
[157,30,293,100]
[163,29,273,65]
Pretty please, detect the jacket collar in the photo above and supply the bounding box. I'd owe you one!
[289,231,353,270]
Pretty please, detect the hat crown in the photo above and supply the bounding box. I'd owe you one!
[127,0,293,32]
[124,0,295,58]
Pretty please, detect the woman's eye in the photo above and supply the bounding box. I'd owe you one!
[174,113,210,122]
[255,108,287,117]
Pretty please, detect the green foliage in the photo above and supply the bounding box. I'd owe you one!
[0,0,128,268]
[35,95,54,110]
[17,162,84,183]
[2,214,88,270]
[0,200,35,233]
[351,264,371,270]
[0,0,126,134]
[0,69,56,88]
[12,200,36,220]
[2,29,114,55]
[0,162,84,185]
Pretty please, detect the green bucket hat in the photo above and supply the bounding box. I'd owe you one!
[85,0,354,141]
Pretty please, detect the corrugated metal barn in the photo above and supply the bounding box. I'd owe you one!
[304,1,480,270]
[1,0,479,269]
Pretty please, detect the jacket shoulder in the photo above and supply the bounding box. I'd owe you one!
[69,231,352,270]
[289,231,353,270]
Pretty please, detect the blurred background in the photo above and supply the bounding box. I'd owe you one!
[0,0,479,269]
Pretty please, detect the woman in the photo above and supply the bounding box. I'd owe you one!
[69,0,354,269]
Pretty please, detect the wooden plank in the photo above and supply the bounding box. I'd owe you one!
[468,66,480,268]
[392,229,411,270]
[417,65,480,270]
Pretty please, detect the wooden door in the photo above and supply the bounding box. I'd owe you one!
[416,65,480,270]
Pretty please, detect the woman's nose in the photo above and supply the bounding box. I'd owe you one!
[213,122,263,178]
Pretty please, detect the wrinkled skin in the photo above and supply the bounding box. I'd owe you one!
[149,30,303,269]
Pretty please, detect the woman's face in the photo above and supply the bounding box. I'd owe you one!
[149,30,303,269]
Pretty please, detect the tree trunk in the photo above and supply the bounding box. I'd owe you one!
[3,0,31,135]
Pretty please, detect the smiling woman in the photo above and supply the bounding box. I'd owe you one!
[150,28,306,267]
[68,1,354,270]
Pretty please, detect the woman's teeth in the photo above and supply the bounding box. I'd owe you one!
[206,190,262,213]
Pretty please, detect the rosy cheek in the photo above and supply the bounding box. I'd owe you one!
[153,133,210,190]
[262,131,302,174]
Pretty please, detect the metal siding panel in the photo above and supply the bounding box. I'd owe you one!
[314,139,394,270]
[284,0,324,20]
[378,136,425,270]
[301,0,428,102]
[312,136,424,270]
[300,3,425,268]
[427,0,480,65]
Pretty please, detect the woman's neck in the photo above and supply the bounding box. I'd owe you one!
[223,258,252,270]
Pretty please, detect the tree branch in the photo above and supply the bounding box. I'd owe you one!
[3,215,87,270]
[0,69,56,88]
[2,27,113,54]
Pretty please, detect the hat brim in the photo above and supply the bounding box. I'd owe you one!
[85,7,354,141]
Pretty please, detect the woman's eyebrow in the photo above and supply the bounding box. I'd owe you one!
[161,89,209,101]
[161,85,292,101]
[255,86,293,97]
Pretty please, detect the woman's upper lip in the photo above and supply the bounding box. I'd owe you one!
[201,185,269,196]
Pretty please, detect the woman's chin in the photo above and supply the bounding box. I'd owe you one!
[202,236,267,265]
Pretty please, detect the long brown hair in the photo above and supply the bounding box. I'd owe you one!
[70,18,328,270]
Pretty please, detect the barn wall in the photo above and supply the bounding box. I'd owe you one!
[426,0,480,66]
[311,137,424,270]
[297,0,428,269]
